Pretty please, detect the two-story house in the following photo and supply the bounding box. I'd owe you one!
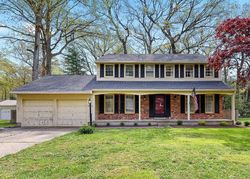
[13,54,235,127]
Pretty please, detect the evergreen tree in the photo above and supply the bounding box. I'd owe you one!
[64,48,86,75]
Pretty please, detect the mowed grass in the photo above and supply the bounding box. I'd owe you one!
[239,118,250,123]
[0,128,250,179]
[0,120,16,128]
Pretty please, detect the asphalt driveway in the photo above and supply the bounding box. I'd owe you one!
[0,128,77,158]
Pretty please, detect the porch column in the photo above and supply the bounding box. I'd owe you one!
[187,94,191,120]
[231,93,235,124]
[92,94,96,121]
[138,94,141,120]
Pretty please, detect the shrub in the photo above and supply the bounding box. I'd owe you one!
[106,122,110,126]
[148,122,151,126]
[244,121,250,127]
[134,122,138,126]
[177,120,183,125]
[235,121,241,125]
[198,120,206,126]
[79,125,95,134]
[220,121,229,126]
[120,122,125,126]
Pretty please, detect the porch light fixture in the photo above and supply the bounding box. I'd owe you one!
[88,98,92,126]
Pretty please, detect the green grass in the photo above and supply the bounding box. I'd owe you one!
[0,120,16,128]
[239,118,250,123]
[0,128,250,178]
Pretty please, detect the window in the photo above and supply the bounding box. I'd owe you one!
[205,95,214,113]
[146,64,154,77]
[165,65,173,77]
[125,64,134,77]
[125,95,135,113]
[205,66,213,77]
[104,95,114,113]
[105,65,113,77]
[185,65,194,78]
[185,96,196,113]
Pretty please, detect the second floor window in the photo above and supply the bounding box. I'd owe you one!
[126,65,134,77]
[185,65,193,78]
[105,65,113,77]
[165,65,173,77]
[146,64,154,77]
[206,66,214,77]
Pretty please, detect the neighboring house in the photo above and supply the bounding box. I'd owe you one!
[0,100,16,122]
[12,54,235,127]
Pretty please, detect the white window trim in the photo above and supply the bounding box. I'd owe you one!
[205,65,214,78]
[125,95,135,114]
[145,64,155,78]
[125,64,134,78]
[165,64,174,78]
[104,94,114,114]
[104,64,114,77]
[205,94,214,113]
[185,64,194,78]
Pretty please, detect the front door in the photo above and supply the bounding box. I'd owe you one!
[155,95,165,117]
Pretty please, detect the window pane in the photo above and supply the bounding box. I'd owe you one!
[105,65,113,76]
[146,65,154,77]
[205,95,213,113]
[105,95,113,113]
[125,95,134,113]
[206,66,213,77]
[185,65,193,77]
[126,65,134,77]
[166,65,173,77]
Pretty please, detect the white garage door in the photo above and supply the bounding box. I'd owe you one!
[23,100,53,126]
[57,100,88,126]
[0,109,11,120]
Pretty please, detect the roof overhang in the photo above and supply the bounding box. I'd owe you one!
[12,91,93,95]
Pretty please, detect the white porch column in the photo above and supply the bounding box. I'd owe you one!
[92,94,96,121]
[139,94,141,120]
[187,94,191,120]
[231,93,235,124]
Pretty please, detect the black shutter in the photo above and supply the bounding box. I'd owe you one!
[149,95,155,117]
[115,64,119,78]
[100,64,104,78]
[180,95,185,113]
[120,64,124,78]
[175,65,179,78]
[180,65,184,78]
[200,64,204,78]
[120,94,125,113]
[194,64,199,78]
[214,70,219,78]
[215,94,220,113]
[160,64,164,78]
[135,95,139,113]
[155,64,159,78]
[140,64,145,78]
[196,95,200,113]
[115,95,119,113]
[135,64,139,78]
[99,95,104,114]
[200,94,205,113]
[165,95,171,117]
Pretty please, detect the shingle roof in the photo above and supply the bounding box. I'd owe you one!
[84,77,233,91]
[13,75,95,93]
[96,54,208,63]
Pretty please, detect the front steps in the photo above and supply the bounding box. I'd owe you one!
[94,119,234,127]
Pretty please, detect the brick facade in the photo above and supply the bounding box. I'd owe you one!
[97,94,225,120]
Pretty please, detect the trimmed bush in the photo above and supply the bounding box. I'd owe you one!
[120,122,125,126]
[220,121,229,126]
[244,121,250,127]
[177,120,183,125]
[134,122,138,126]
[198,120,206,126]
[235,121,241,125]
[79,126,95,134]
[148,122,152,126]
[106,122,110,126]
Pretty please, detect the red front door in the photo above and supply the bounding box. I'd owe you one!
[155,95,165,115]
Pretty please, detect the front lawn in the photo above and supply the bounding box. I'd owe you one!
[0,120,16,128]
[239,118,250,123]
[0,128,249,178]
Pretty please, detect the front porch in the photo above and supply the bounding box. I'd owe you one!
[91,92,235,123]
